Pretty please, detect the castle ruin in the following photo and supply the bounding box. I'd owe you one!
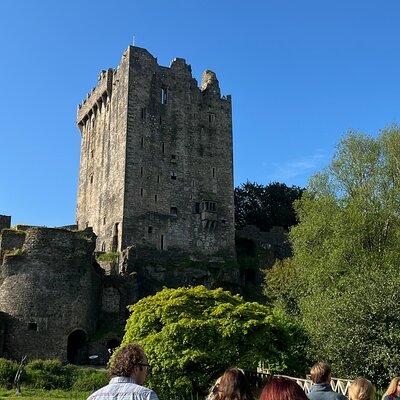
[0,46,240,364]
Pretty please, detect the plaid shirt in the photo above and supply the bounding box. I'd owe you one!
[87,377,159,400]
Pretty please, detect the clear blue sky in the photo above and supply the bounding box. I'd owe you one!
[1,0,400,226]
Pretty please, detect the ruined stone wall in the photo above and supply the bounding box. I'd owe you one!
[0,216,11,231]
[0,229,26,260]
[76,46,235,256]
[122,46,235,256]
[0,227,101,361]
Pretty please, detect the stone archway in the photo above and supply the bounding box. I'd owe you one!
[67,329,87,365]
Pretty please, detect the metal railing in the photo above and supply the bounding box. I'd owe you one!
[257,365,353,396]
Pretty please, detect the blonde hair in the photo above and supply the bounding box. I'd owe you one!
[348,377,375,400]
[383,377,400,399]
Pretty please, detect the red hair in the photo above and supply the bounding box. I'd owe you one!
[260,377,308,400]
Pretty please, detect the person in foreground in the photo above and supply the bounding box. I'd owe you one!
[208,368,254,400]
[307,362,347,400]
[87,344,159,400]
[383,377,400,400]
[348,377,375,400]
[260,376,308,400]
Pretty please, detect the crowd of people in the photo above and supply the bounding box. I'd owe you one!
[87,344,400,400]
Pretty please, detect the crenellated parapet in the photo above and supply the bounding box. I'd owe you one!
[76,68,114,130]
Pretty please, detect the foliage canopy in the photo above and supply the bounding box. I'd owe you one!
[235,182,304,231]
[122,286,306,399]
[265,126,400,385]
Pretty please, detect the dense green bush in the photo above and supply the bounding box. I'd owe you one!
[25,359,75,390]
[72,369,108,392]
[0,358,108,392]
[0,358,19,388]
[121,285,307,400]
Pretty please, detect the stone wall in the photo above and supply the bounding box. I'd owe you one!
[120,245,240,298]
[76,59,128,253]
[0,216,11,231]
[0,227,102,362]
[0,229,26,260]
[236,225,292,263]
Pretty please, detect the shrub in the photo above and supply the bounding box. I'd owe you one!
[121,286,307,400]
[0,358,19,388]
[25,359,75,390]
[72,369,108,392]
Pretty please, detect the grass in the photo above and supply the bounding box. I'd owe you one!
[0,389,91,399]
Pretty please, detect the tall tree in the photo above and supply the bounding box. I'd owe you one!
[265,126,400,384]
[121,286,307,400]
[234,182,304,231]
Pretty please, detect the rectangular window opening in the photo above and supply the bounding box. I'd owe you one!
[161,88,167,104]
[90,174,94,184]
[140,166,144,176]
[160,234,165,250]
[170,172,177,180]
[103,217,106,225]
[212,167,216,178]
[141,137,144,148]
[148,226,153,234]
[170,207,178,216]
[162,142,165,154]
[141,107,147,120]
[155,194,158,202]
[140,188,144,197]
[157,175,160,183]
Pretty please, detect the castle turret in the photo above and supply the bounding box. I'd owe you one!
[201,70,221,97]
[0,227,101,363]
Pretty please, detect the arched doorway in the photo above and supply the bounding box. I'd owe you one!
[67,329,87,365]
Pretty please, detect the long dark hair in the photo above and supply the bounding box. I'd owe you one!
[217,368,253,400]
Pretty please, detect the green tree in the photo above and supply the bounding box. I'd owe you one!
[235,182,304,231]
[265,126,400,384]
[121,286,306,399]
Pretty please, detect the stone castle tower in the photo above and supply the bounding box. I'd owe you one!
[76,46,235,256]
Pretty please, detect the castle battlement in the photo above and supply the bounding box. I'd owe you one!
[77,68,113,129]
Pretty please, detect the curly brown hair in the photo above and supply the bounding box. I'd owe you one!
[109,344,146,377]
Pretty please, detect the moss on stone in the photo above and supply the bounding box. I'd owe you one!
[96,252,119,263]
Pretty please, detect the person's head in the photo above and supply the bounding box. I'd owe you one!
[384,377,400,397]
[260,376,308,400]
[108,344,150,385]
[348,377,375,400]
[310,362,332,384]
[207,377,222,400]
[217,368,253,400]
